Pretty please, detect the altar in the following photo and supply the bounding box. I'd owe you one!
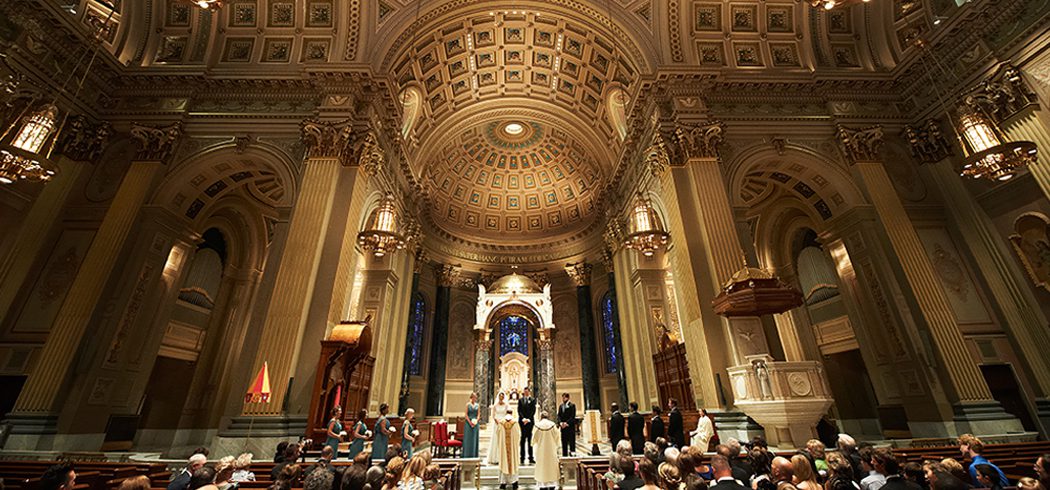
[472,271,558,422]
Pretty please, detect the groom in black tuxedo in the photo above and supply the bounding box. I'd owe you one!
[519,387,537,464]
[557,393,577,457]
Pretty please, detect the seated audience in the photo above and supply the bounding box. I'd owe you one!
[606,453,627,488]
[972,465,1003,490]
[957,435,1007,488]
[640,458,662,490]
[792,454,820,490]
[772,457,799,490]
[274,442,290,463]
[1034,454,1050,489]
[709,454,747,490]
[750,449,775,490]
[41,463,77,490]
[270,465,302,490]
[398,456,426,490]
[231,453,256,482]
[939,460,969,487]
[902,463,927,490]
[646,442,665,465]
[382,457,405,490]
[659,462,683,490]
[825,453,859,490]
[870,448,920,490]
[837,435,862,483]
[119,476,152,490]
[423,464,444,490]
[727,439,754,482]
[273,444,302,481]
[619,456,645,490]
[171,455,208,490]
[305,467,335,490]
[928,471,968,490]
[1019,477,1046,490]
[214,457,238,490]
[858,447,886,490]
[189,466,218,490]
[806,440,829,477]
[343,463,368,490]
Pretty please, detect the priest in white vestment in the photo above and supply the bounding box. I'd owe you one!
[690,408,714,451]
[487,392,512,464]
[496,412,521,489]
[531,411,561,490]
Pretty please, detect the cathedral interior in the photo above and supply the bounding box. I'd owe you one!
[0,0,1049,457]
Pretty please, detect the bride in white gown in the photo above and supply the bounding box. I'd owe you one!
[486,391,514,464]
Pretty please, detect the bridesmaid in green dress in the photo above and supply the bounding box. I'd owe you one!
[401,408,418,458]
[348,409,370,459]
[462,392,480,458]
[371,403,394,461]
[324,406,343,459]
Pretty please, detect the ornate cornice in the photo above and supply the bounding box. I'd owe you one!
[130,121,183,163]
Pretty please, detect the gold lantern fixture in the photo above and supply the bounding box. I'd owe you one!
[189,0,225,10]
[623,193,670,257]
[356,194,406,257]
[0,103,60,184]
[955,106,1037,182]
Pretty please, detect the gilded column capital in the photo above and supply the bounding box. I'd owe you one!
[130,121,183,163]
[525,271,550,288]
[902,119,952,164]
[604,217,625,252]
[564,262,593,287]
[835,124,884,164]
[537,328,555,347]
[300,118,353,162]
[412,247,429,274]
[599,248,615,272]
[356,130,385,176]
[435,263,461,287]
[644,133,672,175]
[674,120,725,161]
[964,62,1038,123]
[58,115,113,163]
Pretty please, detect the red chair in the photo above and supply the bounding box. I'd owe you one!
[432,420,462,458]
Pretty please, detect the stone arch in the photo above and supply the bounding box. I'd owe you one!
[400,84,424,138]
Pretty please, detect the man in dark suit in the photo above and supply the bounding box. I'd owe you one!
[626,402,645,454]
[609,403,626,446]
[872,448,923,490]
[667,398,685,448]
[519,386,537,464]
[168,454,206,490]
[616,456,644,490]
[649,405,665,443]
[709,454,748,490]
[557,393,576,457]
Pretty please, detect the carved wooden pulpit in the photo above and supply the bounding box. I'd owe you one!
[306,320,375,444]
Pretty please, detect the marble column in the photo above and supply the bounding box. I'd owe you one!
[566,262,601,410]
[536,329,557,415]
[838,125,1020,433]
[426,264,458,416]
[999,107,1050,200]
[242,120,352,416]
[5,122,180,439]
[606,272,629,406]
[473,330,493,423]
[927,157,1050,430]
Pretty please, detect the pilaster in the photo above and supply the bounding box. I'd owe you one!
[3,121,180,448]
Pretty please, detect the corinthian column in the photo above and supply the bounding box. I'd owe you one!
[5,122,180,441]
[837,124,1020,432]
[425,264,458,416]
[242,119,353,416]
[0,117,112,327]
[566,262,601,410]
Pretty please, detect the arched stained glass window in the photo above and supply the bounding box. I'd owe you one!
[499,316,529,356]
[406,293,426,376]
[601,292,620,374]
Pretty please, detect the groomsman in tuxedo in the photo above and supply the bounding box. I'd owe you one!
[649,405,666,443]
[557,393,577,457]
[668,398,685,448]
[627,402,645,454]
[609,403,626,446]
[519,387,537,465]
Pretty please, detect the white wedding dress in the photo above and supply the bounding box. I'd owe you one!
[486,400,512,464]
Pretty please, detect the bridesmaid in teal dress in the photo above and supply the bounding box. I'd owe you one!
[462,392,480,458]
[371,403,394,461]
[348,409,369,459]
[401,408,417,458]
[324,406,343,459]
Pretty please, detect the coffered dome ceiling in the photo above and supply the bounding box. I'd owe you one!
[427,119,603,242]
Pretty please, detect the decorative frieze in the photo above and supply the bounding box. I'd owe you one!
[130,121,183,163]
[564,262,593,287]
[835,124,884,164]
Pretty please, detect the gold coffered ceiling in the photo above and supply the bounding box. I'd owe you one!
[427,119,603,243]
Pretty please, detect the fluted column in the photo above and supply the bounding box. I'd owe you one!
[8,122,180,420]
[0,118,112,327]
[927,157,1050,430]
[242,119,352,416]
[999,107,1050,199]
[566,262,601,410]
[473,330,493,423]
[837,125,1002,409]
[425,264,457,416]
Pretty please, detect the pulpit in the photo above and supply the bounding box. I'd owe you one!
[653,342,696,411]
[306,320,375,444]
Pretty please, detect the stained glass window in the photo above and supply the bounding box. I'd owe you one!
[406,293,426,376]
[601,292,620,374]
[499,315,529,356]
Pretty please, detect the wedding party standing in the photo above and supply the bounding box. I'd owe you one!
[557,393,576,457]
[347,409,370,459]
[463,392,481,458]
[325,406,343,459]
[518,387,537,465]
[371,403,394,460]
[532,411,561,490]
[488,391,513,464]
[401,408,418,458]
[495,411,522,489]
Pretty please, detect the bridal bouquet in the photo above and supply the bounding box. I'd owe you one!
[338,431,347,438]
[412,429,420,437]
[366,430,373,438]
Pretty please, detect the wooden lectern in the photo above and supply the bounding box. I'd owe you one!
[306,320,375,444]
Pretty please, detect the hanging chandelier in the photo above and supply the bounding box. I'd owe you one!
[808,0,870,9]
[190,0,225,10]
[623,193,670,257]
[915,39,1038,182]
[0,103,60,184]
[955,105,1037,182]
[357,193,406,257]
